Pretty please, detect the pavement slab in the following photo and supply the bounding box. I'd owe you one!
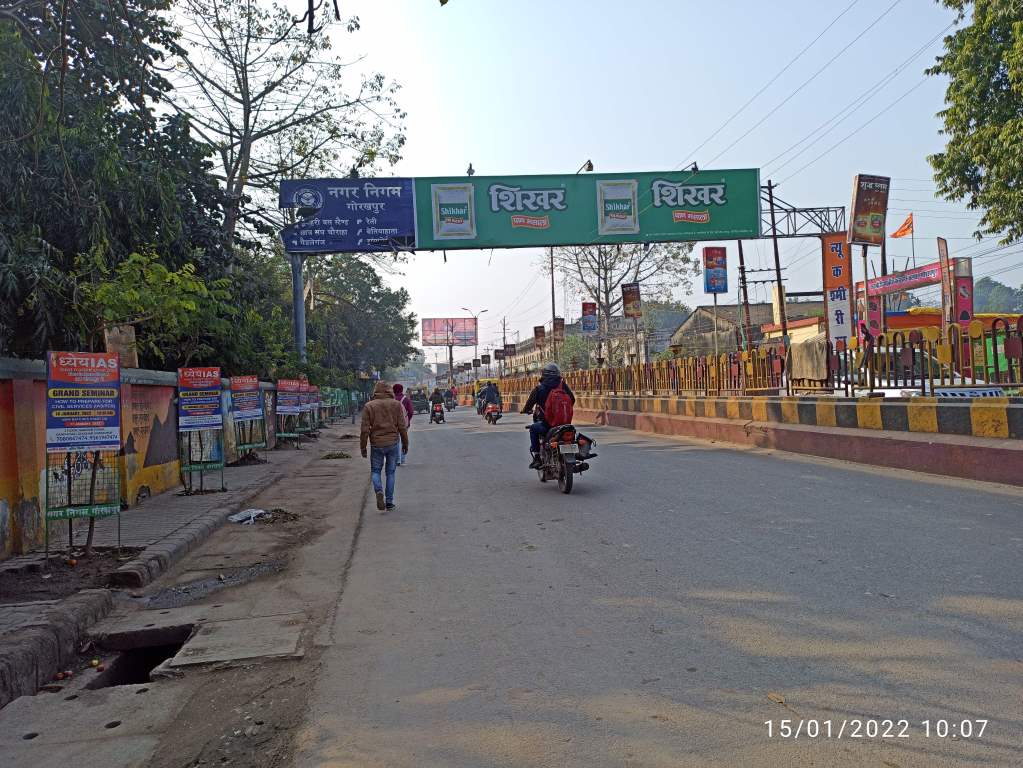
[168,612,306,667]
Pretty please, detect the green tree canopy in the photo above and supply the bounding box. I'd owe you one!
[928,0,1023,242]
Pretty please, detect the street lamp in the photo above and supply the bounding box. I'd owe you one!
[461,307,487,391]
[576,159,594,174]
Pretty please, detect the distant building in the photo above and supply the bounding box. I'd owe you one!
[669,301,824,356]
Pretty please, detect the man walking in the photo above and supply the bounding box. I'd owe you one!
[360,381,410,511]
[392,383,413,466]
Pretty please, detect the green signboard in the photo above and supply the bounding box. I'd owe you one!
[413,168,760,250]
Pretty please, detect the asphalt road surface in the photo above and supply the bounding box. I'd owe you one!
[294,407,1023,768]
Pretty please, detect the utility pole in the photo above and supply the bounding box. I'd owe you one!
[737,240,753,351]
[549,246,558,361]
[880,235,888,332]
[766,180,788,344]
[290,254,307,363]
[501,317,508,379]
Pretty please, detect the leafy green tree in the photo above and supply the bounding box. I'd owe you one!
[973,276,1023,312]
[555,334,594,371]
[928,1,1023,242]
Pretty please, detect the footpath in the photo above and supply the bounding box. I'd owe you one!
[0,426,361,712]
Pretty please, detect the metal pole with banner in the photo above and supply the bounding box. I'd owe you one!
[44,351,123,562]
[622,282,643,364]
[177,367,225,493]
[937,237,952,333]
[230,375,267,460]
[848,174,891,341]
[821,233,854,348]
[703,247,728,359]
[275,379,302,447]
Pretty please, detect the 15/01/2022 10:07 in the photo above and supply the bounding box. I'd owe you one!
[763,719,989,739]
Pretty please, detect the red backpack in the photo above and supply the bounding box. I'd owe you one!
[544,382,574,427]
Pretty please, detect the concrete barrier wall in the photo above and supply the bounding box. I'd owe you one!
[0,358,278,560]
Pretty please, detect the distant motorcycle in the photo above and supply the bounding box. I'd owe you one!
[483,403,502,425]
[444,397,456,411]
[529,414,597,494]
[429,402,445,424]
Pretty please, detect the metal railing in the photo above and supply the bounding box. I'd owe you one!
[500,318,1023,399]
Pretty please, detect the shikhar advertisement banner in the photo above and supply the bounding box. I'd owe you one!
[277,379,302,416]
[821,233,854,346]
[230,375,264,423]
[848,174,891,247]
[702,247,728,294]
[281,169,761,253]
[177,367,223,432]
[622,283,642,319]
[46,351,122,453]
[581,301,598,335]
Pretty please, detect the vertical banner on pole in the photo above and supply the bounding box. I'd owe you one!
[581,302,598,335]
[44,352,123,557]
[230,375,267,455]
[702,247,728,294]
[275,379,302,444]
[534,326,546,350]
[553,317,565,342]
[622,282,643,318]
[177,367,225,492]
[937,237,952,331]
[821,232,853,347]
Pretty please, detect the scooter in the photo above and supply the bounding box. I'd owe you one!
[429,402,445,424]
[528,417,598,495]
[484,402,502,425]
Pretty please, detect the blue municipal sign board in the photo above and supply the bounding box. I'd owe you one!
[279,179,416,253]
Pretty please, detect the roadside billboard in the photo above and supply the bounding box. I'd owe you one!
[276,379,301,416]
[848,174,890,247]
[581,302,598,335]
[230,375,264,423]
[281,169,761,253]
[421,317,478,347]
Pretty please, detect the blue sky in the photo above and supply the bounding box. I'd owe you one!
[339,0,1017,361]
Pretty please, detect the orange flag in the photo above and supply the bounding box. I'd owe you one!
[890,212,913,238]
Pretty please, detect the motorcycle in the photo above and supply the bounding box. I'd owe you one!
[444,396,456,411]
[429,402,445,424]
[530,419,598,494]
[483,402,502,425]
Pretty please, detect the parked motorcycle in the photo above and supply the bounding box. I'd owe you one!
[531,422,597,494]
[483,402,502,425]
[429,402,445,424]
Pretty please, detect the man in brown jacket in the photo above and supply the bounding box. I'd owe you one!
[360,380,410,511]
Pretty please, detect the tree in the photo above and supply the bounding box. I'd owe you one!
[928,1,1023,242]
[173,0,406,240]
[973,276,1023,313]
[555,334,594,371]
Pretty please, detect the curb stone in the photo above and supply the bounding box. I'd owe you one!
[1,467,287,708]
[0,589,113,709]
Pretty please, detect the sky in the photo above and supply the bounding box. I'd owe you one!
[334,0,1020,365]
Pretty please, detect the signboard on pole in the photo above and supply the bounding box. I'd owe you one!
[553,317,565,342]
[865,261,942,295]
[230,375,264,423]
[46,352,121,453]
[494,349,505,361]
[821,232,854,346]
[276,379,301,415]
[278,179,416,253]
[177,367,223,432]
[702,247,728,293]
[848,174,891,247]
[421,318,478,347]
[281,169,762,253]
[622,283,642,318]
[481,353,491,365]
[472,358,481,369]
[534,326,546,348]
[937,237,952,328]
[581,302,598,335]
[299,380,312,414]
[504,343,516,358]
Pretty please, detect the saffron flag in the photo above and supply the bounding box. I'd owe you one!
[890,212,913,238]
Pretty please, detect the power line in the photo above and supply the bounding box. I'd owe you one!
[675,0,862,168]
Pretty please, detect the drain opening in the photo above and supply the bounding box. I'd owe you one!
[85,642,184,689]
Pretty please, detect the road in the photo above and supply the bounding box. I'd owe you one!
[294,407,1023,767]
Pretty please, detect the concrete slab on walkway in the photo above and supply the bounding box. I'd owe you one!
[168,612,305,667]
[0,682,188,746]
[0,601,57,637]
[1,736,158,768]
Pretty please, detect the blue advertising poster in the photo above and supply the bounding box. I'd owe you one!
[703,246,728,294]
[177,367,223,432]
[279,178,416,253]
[46,352,122,453]
[277,379,301,415]
[230,375,264,423]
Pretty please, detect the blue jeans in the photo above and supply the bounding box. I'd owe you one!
[370,442,401,504]
[529,421,549,453]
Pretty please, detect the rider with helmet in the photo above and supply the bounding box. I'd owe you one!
[520,363,575,469]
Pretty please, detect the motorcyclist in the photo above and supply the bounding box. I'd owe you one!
[429,387,445,406]
[482,381,502,407]
[521,363,575,469]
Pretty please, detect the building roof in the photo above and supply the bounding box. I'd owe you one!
[669,301,825,345]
